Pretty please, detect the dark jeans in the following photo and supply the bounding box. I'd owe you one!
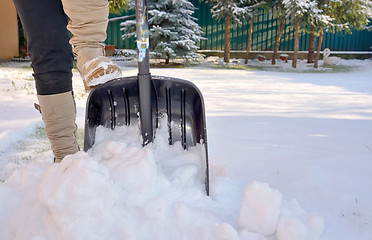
[12,0,73,95]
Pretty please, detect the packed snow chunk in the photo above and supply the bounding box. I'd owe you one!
[98,141,157,191]
[239,229,268,240]
[304,213,325,240]
[215,222,239,240]
[238,181,282,236]
[210,175,242,213]
[276,216,308,240]
[145,196,168,221]
[276,199,324,240]
[39,152,117,240]
[0,184,22,230]
[0,162,61,239]
[170,164,199,187]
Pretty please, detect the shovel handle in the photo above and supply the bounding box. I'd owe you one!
[135,0,150,74]
[135,0,153,145]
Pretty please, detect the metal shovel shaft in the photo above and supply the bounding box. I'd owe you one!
[135,0,153,145]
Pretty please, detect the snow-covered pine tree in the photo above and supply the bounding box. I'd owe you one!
[312,0,338,68]
[336,0,372,31]
[270,0,287,65]
[283,0,322,68]
[306,0,333,65]
[313,0,371,68]
[243,0,267,64]
[205,0,249,63]
[120,0,205,64]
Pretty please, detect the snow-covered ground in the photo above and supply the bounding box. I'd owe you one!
[0,58,371,239]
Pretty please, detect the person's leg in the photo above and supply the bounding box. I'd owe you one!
[12,0,79,162]
[37,92,79,162]
[61,0,122,91]
[12,0,73,95]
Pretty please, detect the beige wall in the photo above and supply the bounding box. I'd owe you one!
[0,1,19,61]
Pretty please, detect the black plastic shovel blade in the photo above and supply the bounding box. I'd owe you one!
[84,76,209,194]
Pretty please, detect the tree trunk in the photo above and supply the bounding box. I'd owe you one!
[245,16,254,64]
[314,30,324,68]
[307,26,315,63]
[224,15,231,64]
[165,57,169,65]
[292,19,300,68]
[272,15,284,65]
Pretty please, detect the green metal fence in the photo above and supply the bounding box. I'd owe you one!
[106,0,372,51]
[106,9,136,49]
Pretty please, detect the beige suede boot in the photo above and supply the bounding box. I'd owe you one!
[61,0,122,91]
[76,47,122,91]
[37,91,80,163]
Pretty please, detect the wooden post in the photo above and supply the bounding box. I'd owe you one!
[0,1,18,61]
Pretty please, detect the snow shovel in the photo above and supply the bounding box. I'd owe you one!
[84,0,209,194]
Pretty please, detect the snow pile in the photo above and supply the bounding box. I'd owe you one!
[0,122,323,239]
[239,182,282,236]
[0,121,43,153]
[238,182,323,240]
[276,199,324,240]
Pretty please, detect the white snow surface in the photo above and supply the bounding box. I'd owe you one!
[1,59,372,239]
